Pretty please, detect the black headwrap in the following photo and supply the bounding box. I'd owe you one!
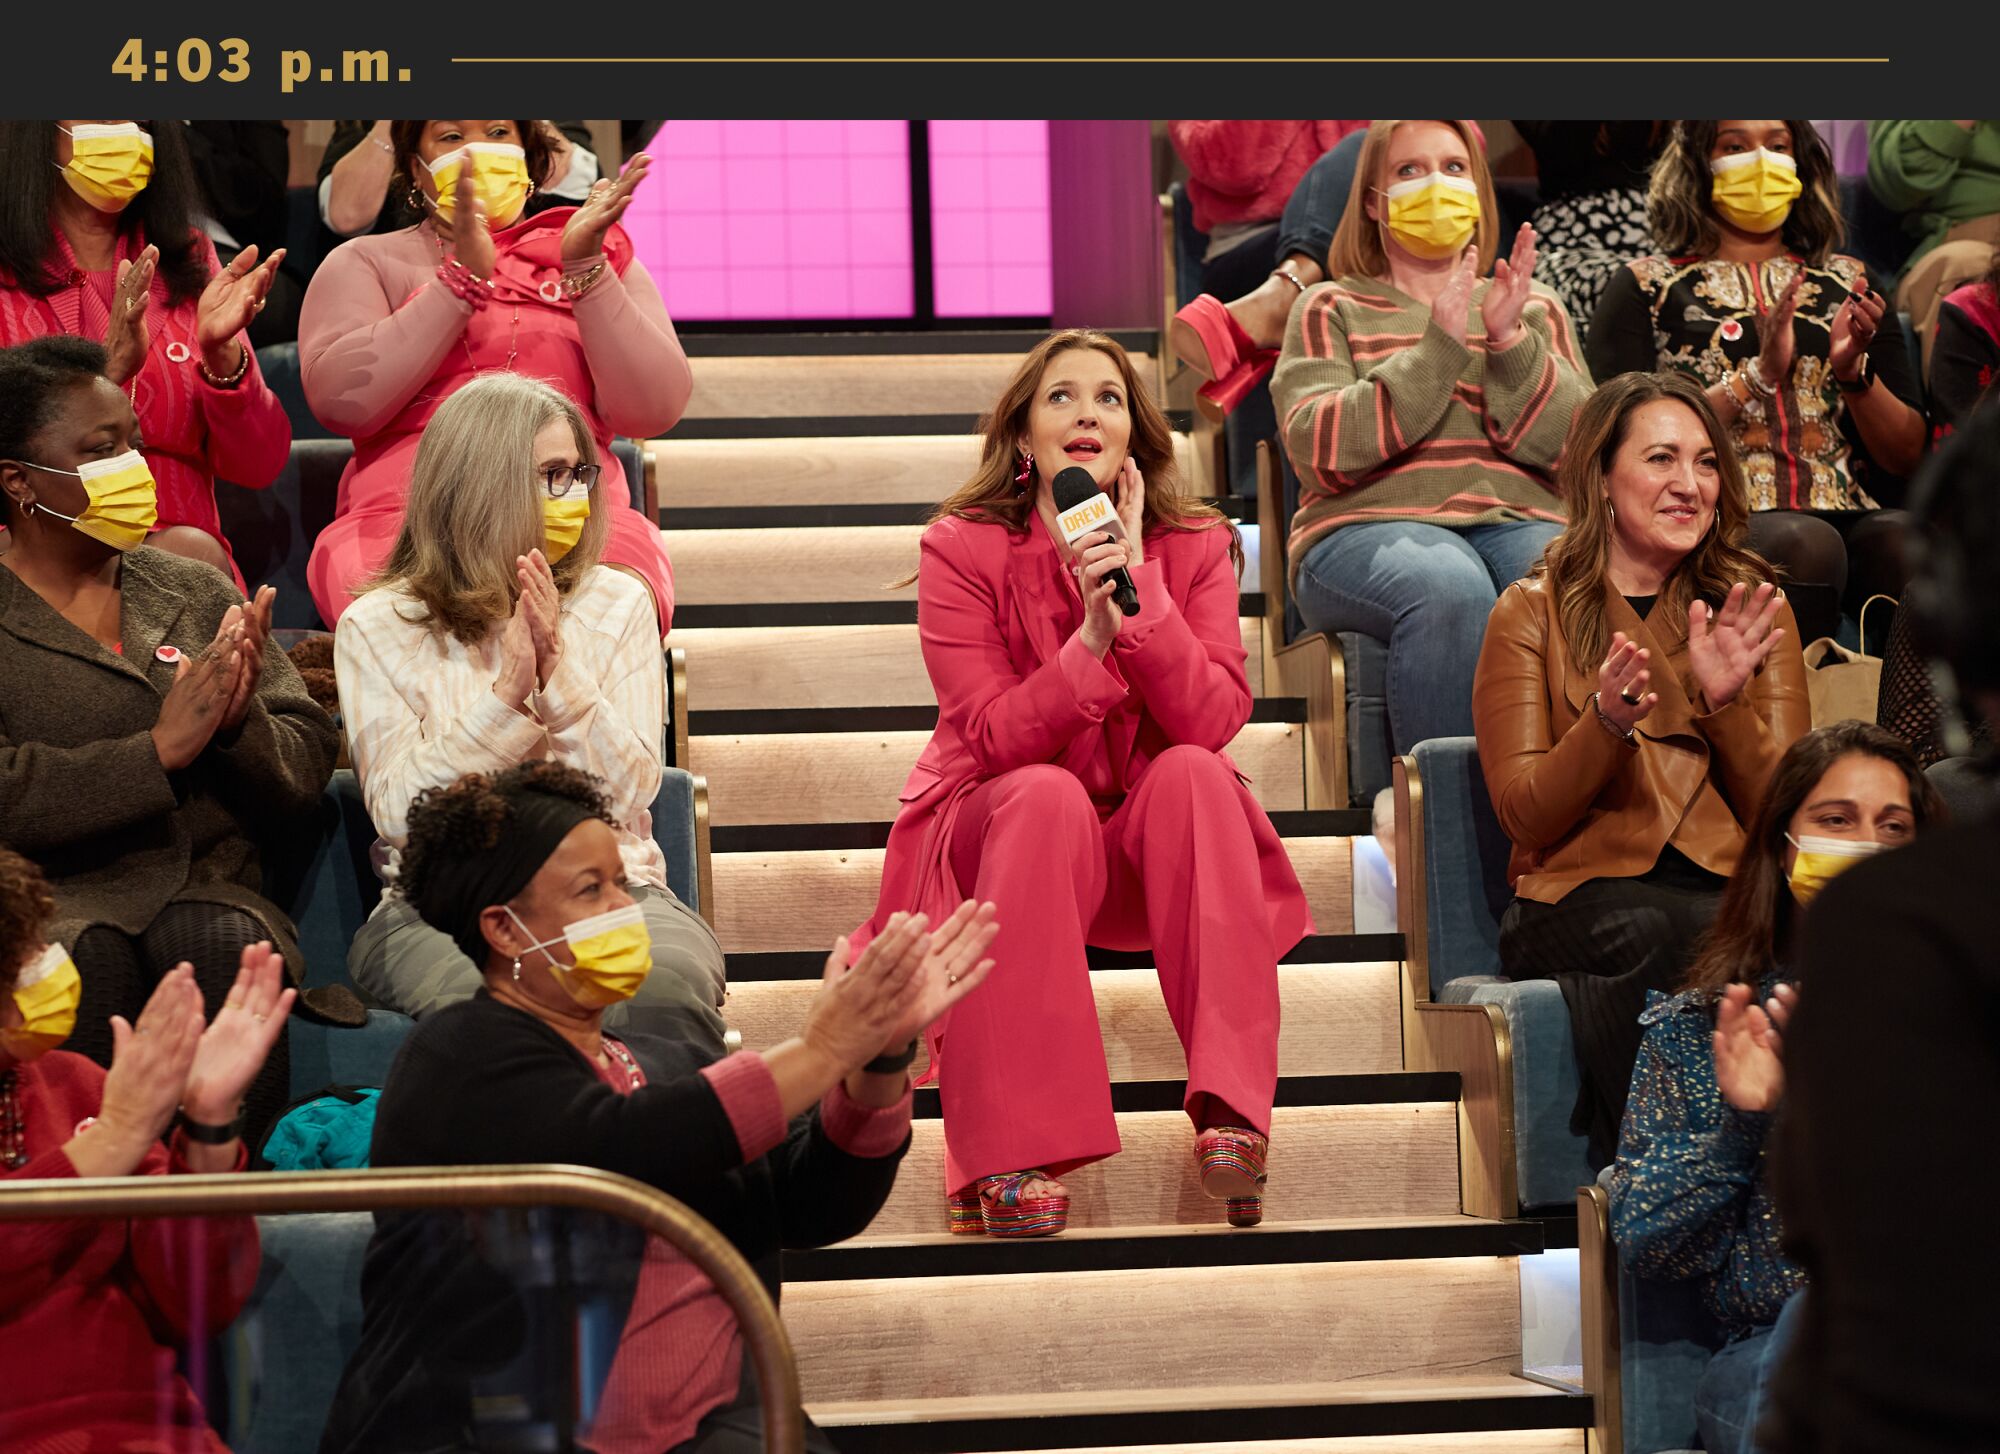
[405,783,603,964]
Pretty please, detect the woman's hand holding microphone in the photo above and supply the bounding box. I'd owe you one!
[1074,458,1147,657]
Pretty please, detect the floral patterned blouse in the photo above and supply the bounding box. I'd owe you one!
[1607,978,1806,1342]
[1587,254,1922,513]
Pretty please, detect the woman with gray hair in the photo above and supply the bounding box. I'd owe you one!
[334,372,725,1043]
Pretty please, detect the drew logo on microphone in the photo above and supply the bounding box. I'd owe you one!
[1057,495,1111,542]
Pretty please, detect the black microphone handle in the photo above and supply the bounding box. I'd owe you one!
[1110,568,1140,616]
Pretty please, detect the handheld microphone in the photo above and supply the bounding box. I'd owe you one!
[1051,466,1140,616]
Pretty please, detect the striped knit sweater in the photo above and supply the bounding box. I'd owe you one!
[1272,274,1590,584]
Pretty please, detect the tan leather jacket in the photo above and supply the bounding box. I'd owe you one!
[1472,574,1810,903]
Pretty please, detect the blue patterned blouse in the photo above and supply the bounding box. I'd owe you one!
[1607,978,1806,1341]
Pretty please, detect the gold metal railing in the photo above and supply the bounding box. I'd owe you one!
[0,1163,802,1454]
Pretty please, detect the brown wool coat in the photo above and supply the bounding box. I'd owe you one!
[0,548,350,1014]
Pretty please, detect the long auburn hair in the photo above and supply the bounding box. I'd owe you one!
[907,329,1240,577]
[1647,120,1844,266]
[363,372,607,645]
[1683,721,1944,994]
[1325,120,1500,282]
[1539,371,1773,671]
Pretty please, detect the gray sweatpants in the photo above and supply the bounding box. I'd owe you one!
[350,884,729,1049]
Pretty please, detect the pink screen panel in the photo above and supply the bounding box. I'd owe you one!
[928,119,1053,318]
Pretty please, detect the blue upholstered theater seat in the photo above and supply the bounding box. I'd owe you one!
[225,1211,373,1454]
[1410,737,1592,1210]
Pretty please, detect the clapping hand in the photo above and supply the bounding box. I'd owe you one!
[1713,981,1796,1113]
[78,966,205,1176]
[1430,246,1480,346]
[446,164,497,280]
[195,244,284,378]
[516,549,564,689]
[1483,223,1539,350]
[1596,631,1658,733]
[1752,273,1803,394]
[1829,282,1885,384]
[875,899,998,1055]
[562,152,651,264]
[1689,582,1786,710]
[104,245,158,385]
[152,629,246,771]
[216,587,275,733]
[182,942,295,1130]
[492,601,537,711]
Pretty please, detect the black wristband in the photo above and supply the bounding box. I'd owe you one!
[861,1040,919,1075]
[176,1108,245,1145]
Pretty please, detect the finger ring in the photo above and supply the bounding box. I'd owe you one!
[253,1013,268,1023]
[947,973,960,985]
[1620,687,1643,706]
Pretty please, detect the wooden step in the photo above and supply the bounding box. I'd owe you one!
[682,353,1158,421]
[671,524,919,604]
[692,720,1306,825]
[1006,1434,1586,1454]
[710,836,1351,955]
[787,1255,1518,1403]
[653,432,1207,509]
[667,620,1267,712]
[727,963,1399,1079]
[859,1102,1458,1239]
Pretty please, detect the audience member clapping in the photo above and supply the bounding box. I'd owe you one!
[316,762,995,1454]
[318,119,606,239]
[298,118,687,633]
[335,372,726,1043]
[0,844,290,1453]
[1472,371,1809,1164]
[0,337,344,1132]
[1588,120,1925,649]
[1609,722,1941,1454]
[0,120,290,582]
[1270,118,1592,758]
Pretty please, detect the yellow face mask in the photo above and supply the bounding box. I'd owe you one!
[543,492,592,563]
[2,943,81,1062]
[1710,149,1802,235]
[59,124,154,213]
[1785,833,1883,908]
[1380,173,1482,260]
[426,143,532,229]
[25,450,159,552]
[508,903,652,1009]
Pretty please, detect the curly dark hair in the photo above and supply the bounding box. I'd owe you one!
[396,761,616,910]
[0,121,212,305]
[0,847,57,996]
[0,335,111,529]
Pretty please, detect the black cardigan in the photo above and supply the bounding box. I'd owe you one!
[318,991,908,1454]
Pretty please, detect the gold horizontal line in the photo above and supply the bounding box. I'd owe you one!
[449,55,1893,64]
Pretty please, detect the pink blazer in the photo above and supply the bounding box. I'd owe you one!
[858,510,1312,961]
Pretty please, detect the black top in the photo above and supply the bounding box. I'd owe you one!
[317,992,908,1454]
[1764,813,2000,1452]
[1512,121,1663,201]
[1623,594,1659,619]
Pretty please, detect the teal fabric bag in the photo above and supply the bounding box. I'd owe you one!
[258,1086,380,1171]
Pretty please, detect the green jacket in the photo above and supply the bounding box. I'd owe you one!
[1867,120,2000,270]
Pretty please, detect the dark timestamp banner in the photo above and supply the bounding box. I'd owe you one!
[0,3,1992,115]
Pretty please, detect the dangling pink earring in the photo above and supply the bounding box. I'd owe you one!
[1015,451,1034,489]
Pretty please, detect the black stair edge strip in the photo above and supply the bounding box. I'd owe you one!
[689,697,1307,737]
[661,496,1253,530]
[709,803,1363,855]
[725,934,1406,981]
[820,1393,1594,1453]
[1522,1207,1581,1250]
[670,590,1266,631]
[783,1217,1544,1282]
[911,1071,1459,1119]
[668,411,1195,440]
[680,329,1158,358]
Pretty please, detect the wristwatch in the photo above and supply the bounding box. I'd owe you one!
[1835,351,1874,394]
[176,1107,245,1144]
[862,1040,919,1074]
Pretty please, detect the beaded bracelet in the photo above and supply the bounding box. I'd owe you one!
[197,341,250,389]
[436,257,494,311]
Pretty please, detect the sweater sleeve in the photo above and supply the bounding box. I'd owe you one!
[1110,524,1252,752]
[570,251,694,437]
[1585,264,1662,382]
[1608,1012,1772,1282]
[1480,287,1594,470]
[0,1145,106,1316]
[766,1084,912,1249]
[0,727,179,854]
[1928,297,1999,436]
[298,236,474,439]
[1272,286,1469,495]
[187,234,291,489]
[208,608,340,829]
[125,1135,263,1342]
[1471,585,1635,851]
[1168,121,1299,196]
[533,580,665,840]
[918,519,1128,776]
[1866,119,1977,212]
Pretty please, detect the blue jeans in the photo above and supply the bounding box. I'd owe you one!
[1277,129,1365,268]
[1696,1291,1806,1454]
[1293,519,1562,754]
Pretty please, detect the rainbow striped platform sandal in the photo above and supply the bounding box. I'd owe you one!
[946,1170,1069,1238]
[1195,1127,1268,1228]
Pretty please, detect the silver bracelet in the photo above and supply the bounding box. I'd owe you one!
[1587,690,1638,746]
[1274,266,1308,296]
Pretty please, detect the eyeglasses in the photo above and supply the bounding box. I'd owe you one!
[541,464,601,499]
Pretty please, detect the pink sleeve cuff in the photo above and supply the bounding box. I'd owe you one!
[818,1081,914,1159]
[1057,630,1129,718]
[1110,559,1175,650]
[699,1052,788,1162]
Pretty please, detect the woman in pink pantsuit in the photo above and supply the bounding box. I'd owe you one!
[855,330,1313,1238]
[298,119,687,633]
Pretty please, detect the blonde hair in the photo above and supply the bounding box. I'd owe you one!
[1538,371,1774,671]
[364,373,607,645]
[898,328,1239,581]
[1325,120,1500,282]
